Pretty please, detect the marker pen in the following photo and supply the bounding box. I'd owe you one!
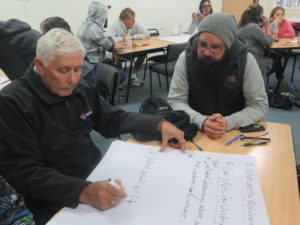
[107,178,121,189]
[241,141,268,147]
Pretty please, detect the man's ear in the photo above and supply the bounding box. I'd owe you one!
[33,58,44,76]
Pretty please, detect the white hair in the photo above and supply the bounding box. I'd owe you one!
[36,28,85,66]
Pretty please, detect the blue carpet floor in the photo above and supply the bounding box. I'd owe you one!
[91,59,300,166]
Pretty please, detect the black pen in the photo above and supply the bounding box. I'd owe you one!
[191,140,204,151]
[241,141,268,147]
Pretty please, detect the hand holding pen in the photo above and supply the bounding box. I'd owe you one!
[79,179,127,210]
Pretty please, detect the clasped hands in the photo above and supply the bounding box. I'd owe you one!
[203,113,227,139]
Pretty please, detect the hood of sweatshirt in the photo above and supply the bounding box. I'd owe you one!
[0,19,31,38]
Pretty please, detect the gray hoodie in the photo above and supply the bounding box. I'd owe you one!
[76,1,112,63]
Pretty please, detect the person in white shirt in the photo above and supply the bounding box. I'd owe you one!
[105,8,149,87]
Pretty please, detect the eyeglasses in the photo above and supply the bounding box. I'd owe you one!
[202,5,211,8]
[198,41,225,53]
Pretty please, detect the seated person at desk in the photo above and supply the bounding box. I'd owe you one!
[188,0,213,35]
[0,29,185,225]
[77,1,126,84]
[237,4,274,77]
[167,13,268,140]
[77,1,115,64]
[105,7,150,87]
[0,19,42,80]
[269,6,295,38]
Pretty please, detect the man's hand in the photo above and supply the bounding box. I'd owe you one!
[156,119,186,152]
[79,180,127,210]
[203,114,227,139]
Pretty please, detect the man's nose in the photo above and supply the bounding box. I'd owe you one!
[203,48,212,57]
[67,71,78,84]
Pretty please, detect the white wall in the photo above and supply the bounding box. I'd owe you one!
[0,0,222,34]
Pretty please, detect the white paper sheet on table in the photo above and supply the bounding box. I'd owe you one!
[158,35,192,43]
[47,140,270,225]
[0,77,11,90]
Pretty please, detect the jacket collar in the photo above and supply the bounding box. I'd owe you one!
[25,64,82,105]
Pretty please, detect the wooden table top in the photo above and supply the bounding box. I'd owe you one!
[271,37,300,49]
[128,122,300,225]
[0,70,7,78]
[115,36,184,55]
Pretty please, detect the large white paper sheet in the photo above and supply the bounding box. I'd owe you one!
[158,35,191,43]
[48,140,269,225]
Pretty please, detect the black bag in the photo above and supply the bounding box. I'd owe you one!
[267,91,294,110]
[133,97,198,142]
[139,96,172,114]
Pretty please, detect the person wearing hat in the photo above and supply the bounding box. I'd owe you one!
[167,13,268,140]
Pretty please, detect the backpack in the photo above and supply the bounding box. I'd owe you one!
[133,97,198,142]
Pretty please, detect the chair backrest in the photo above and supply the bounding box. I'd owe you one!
[167,43,187,61]
[148,28,160,37]
[95,62,119,105]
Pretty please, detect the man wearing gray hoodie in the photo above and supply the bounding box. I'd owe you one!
[77,1,114,64]
[167,13,268,140]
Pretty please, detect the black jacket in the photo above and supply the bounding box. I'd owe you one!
[185,34,248,116]
[0,19,42,80]
[0,65,162,224]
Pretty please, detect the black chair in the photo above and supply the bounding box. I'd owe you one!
[95,62,119,105]
[148,43,186,96]
[143,28,166,86]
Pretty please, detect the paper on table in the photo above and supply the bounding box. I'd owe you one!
[0,77,11,90]
[47,140,270,225]
[158,35,191,43]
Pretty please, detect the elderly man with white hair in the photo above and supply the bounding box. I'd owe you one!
[0,28,185,225]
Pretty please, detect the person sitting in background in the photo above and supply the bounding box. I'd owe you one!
[0,28,185,225]
[0,19,42,80]
[0,175,35,225]
[77,1,126,85]
[269,6,295,38]
[40,16,97,86]
[77,1,115,64]
[105,7,150,87]
[167,13,268,140]
[237,4,273,77]
[187,0,213,35]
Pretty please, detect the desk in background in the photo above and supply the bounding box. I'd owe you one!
[115,35,190,102]
[0,70,7,78]
[129,122,300,225]
[0,70,11,90]
[270,38,300,90]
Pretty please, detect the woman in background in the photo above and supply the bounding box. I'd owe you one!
[237,4,273,77]
[269,7,295,38]
[187,0,213,35]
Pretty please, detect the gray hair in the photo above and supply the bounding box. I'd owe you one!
[36,28,85,66]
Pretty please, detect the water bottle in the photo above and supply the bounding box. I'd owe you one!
[178,22,183,35]
[272,23,279,42]
[125,29,132,49]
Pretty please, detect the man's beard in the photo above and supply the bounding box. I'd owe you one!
[189,52,229,91]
